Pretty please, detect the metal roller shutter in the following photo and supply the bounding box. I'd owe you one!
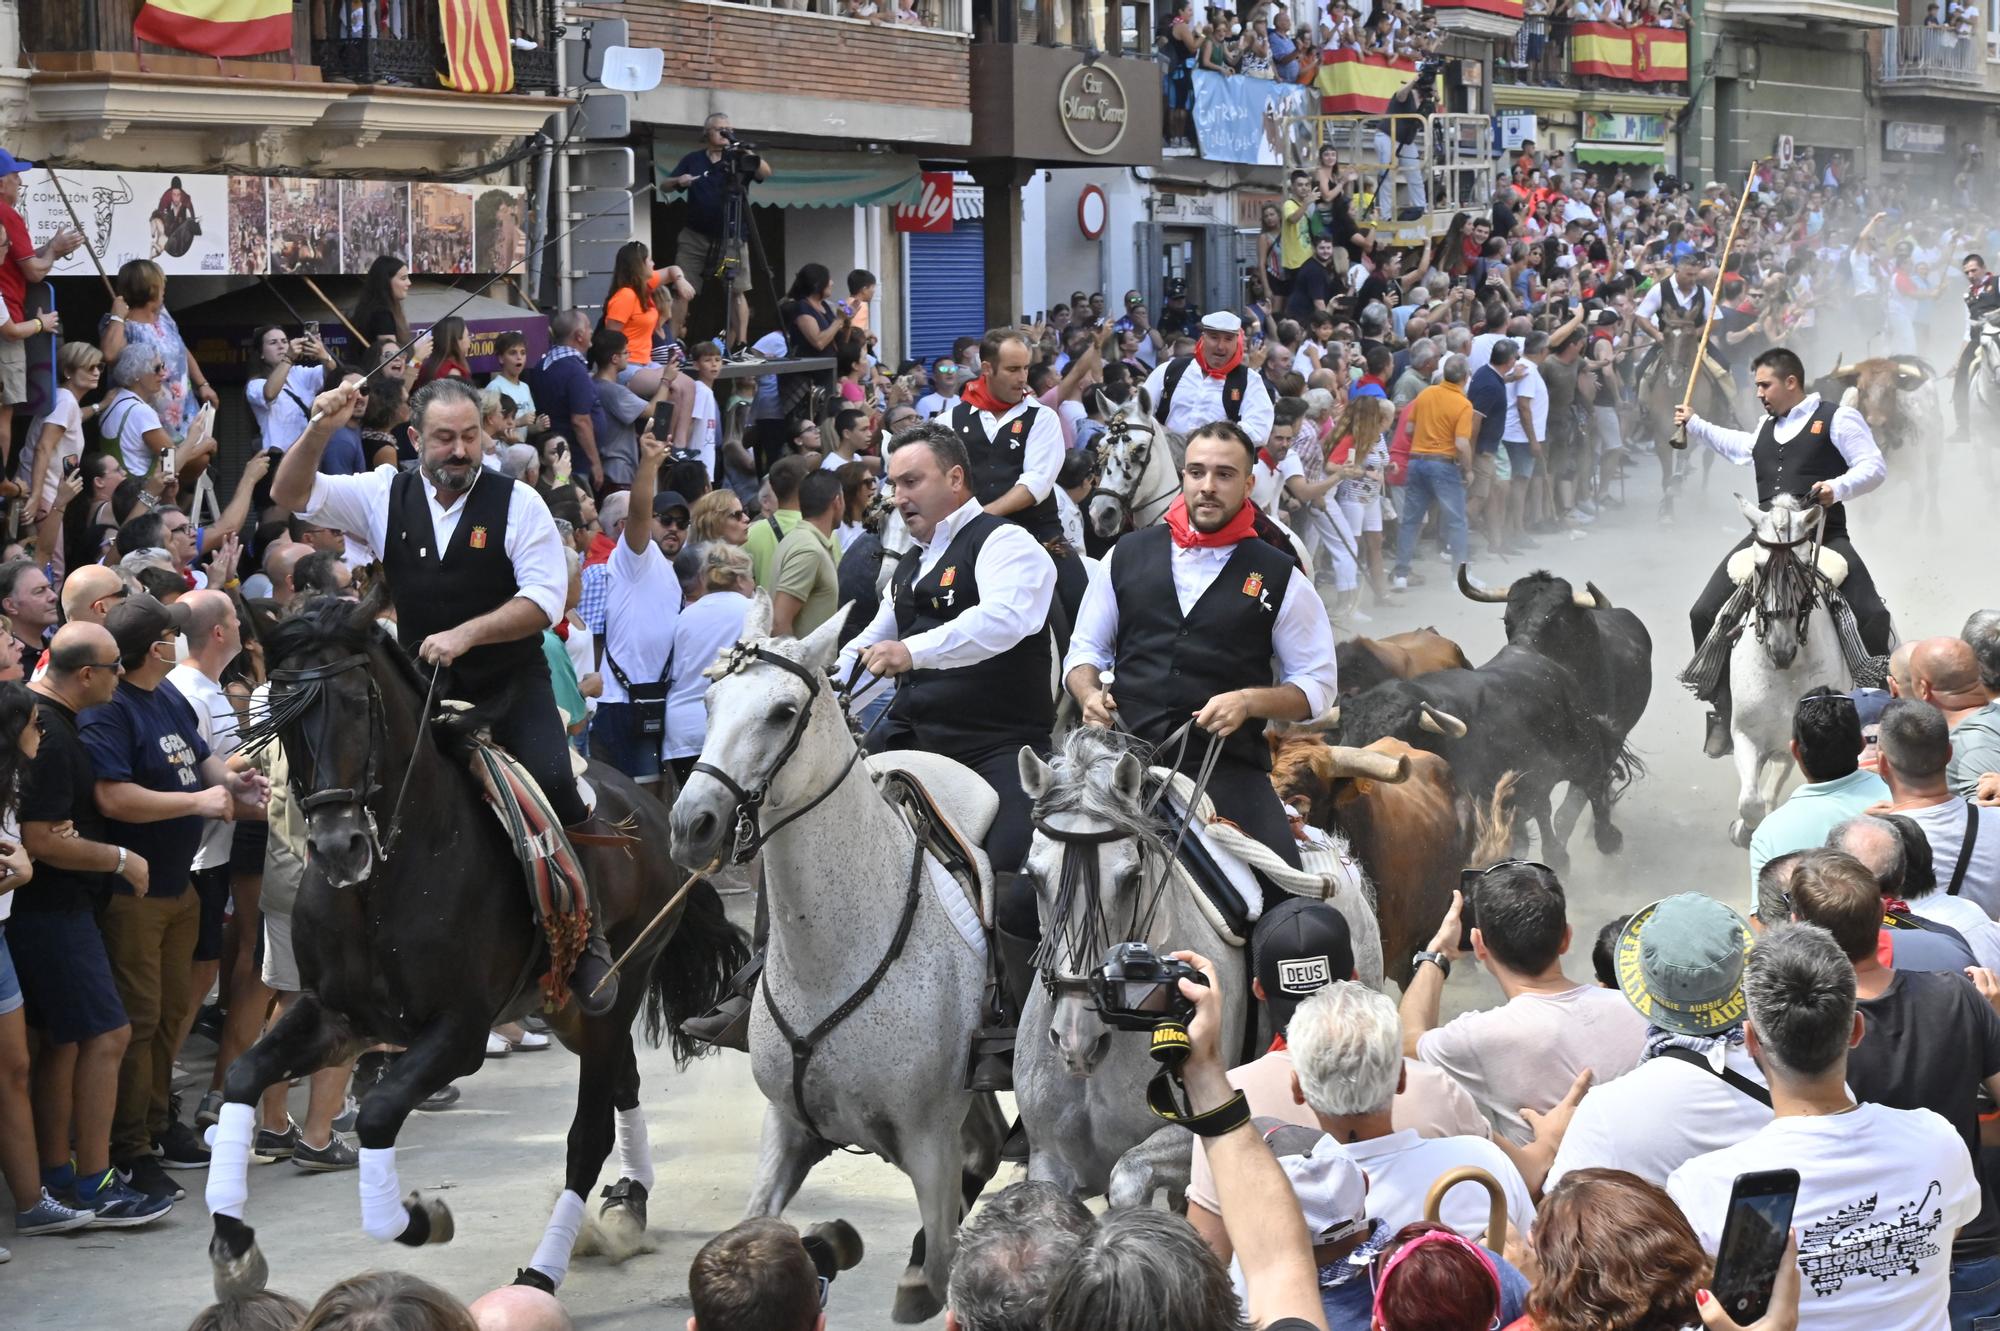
[907,222,987,366]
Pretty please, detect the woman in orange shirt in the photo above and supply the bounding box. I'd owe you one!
[603,242,694,399]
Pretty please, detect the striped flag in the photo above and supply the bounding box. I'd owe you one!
[438,0,516,95]
[1570,22,1636,80]
[132,0,291,57]
[1635,28,1689,83]
[1315,50,1419,114]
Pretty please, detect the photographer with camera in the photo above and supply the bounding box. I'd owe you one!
[664,113,772,357]
[1386,65,1436,217]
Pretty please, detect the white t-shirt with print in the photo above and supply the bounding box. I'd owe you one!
[1667,1102,1977,1331]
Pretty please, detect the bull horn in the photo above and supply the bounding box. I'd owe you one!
[1457,564,1510,603]
[1893,357,1933,388]
[1571,582,1612,610]
[1282,706,1341,733]
[1418,703,1468,738]
[1324,745,1411,784]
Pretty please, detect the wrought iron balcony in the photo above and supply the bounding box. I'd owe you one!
[314,0,560,93]
[1880,25,1983,87]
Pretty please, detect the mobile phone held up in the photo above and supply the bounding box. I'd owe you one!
[650,401,676,443]
[1711,1168,1799,1325]
[1456,868,1479,953]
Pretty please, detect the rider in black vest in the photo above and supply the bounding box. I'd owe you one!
[271,379,620,1015]
[1677,346,1895,757]
[1141,311,1276,447]
[1065,419,1339,870]
[1951,253,2000,441]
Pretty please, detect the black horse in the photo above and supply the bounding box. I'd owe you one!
[207,589,746,1297]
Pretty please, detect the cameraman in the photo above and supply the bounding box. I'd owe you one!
[664,113,772,357]
[1386,68,1432,216]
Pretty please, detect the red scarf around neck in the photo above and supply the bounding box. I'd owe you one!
[1163,494,1258,549]
[1196,332,1245,379]
[961,375,1015,415]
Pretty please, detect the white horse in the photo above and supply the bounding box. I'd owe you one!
[1085,391,1183,541]
[668,594,1006,1323]
[1725,494,1851,846]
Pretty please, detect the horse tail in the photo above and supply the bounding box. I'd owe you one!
[1467,771,1521,867]
[644,876,751,1070]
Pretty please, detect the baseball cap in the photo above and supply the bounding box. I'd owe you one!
[1848,686,1892,730]
[1252,898,1356,1034]
[1200,311,1244,335]
[1615,893,1752,1036]
[0,148,35,177]
[105,593,192,662]
[1256,1120,1369,1245]
[652,489,691,518]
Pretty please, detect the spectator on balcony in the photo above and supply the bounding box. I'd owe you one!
[1239,14,1275,78]
[99,259,216,449]
[1197,15,1235,74]
[1270,8,1302,81]
[664,113,772,357]
[603,241,684,400]
[0,150,83,462]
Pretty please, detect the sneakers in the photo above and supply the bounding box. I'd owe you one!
[117,1154,184,1202]
[1566,507,1596,525]
[155,1120,211,1170]
[195,1089,225,1130]
[332,1096,360,1135]
[253,1121,301,1163]
[15,1189,94,1236]
[75,1169,174,1227]
[192,1002,224,1043]
[292,1133,360,1173]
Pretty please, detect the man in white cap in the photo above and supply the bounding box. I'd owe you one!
[1142,311,1276,446]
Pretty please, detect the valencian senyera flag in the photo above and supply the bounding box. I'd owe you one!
[132,0,292,57]
[438,0,517,95]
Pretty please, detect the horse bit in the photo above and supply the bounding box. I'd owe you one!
[1087,420,1178,534]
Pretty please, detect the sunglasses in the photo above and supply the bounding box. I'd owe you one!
[659,514,690,529]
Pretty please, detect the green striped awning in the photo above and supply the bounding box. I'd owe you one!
[652,148,923,210]
[1574,141,1664,165]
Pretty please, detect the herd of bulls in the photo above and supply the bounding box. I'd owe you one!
[1268,571,1655,979]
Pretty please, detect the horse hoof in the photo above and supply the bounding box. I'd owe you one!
[892,1272,944,1324]
[1595,823,1625,855]
[1729,819,1753,848]
[395,1192,455,1247]
[209,1230,269,1301]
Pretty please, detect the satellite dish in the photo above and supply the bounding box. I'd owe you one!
[599,45,664,93]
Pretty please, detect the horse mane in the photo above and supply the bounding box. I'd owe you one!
[1037,727,1166,843]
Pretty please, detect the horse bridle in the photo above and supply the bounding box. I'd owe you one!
[1087,421,1178,534]
[1747,517,1828,649]
[689,642,864,865]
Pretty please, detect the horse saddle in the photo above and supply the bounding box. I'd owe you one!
[1726,543,1849,589]
[1149,768,1266,948]
[866,751,994,939]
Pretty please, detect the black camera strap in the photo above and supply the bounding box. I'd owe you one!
[1142,1019,1251,1136]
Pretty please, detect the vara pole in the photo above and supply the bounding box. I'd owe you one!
[43,166,115,298]
[298,274,368,345]
[1670,158,1765,451]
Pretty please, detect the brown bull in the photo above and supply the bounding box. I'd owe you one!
[1269,732,1517,987]
[1334,627,1474,697]
[1815,355,1942,521]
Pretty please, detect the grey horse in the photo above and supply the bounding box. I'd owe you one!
[668,593,1006,1322]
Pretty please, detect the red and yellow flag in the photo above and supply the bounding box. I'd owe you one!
[1635,27,1689,83]
[1570,22,1636,79]
[438,0,516,94]
[132,0,291,57]
[1315,50,1418,114]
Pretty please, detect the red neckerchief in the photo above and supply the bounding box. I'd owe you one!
[1162,494,1258,549]
[1257,448,1277,469]
[552,618,571,642]
[585,531,616,567]
[960,375,1014,415]
[1270,1032,1288,1053]
[1195,332,1245,379]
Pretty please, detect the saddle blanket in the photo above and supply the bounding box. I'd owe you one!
[468,741,591,1010]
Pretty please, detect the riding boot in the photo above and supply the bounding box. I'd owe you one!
[1705,679,1734,759]
[965,923,1039,1093]
[568,927,619,1019]
[679,951,763,1052]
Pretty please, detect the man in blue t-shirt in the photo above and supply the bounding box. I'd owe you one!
[661,112,773,356]
[1466,339,1515,559]
[530,310,608,491]
[83,595,266,1200]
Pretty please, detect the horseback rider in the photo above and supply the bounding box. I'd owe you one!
[1064,418,1338,869]
[1675,346,1895,757]
[1633,253,1730,400]
[1141,311,1276,447]
[271,380,620,1015]
[950,326,1087,633]
[1949,252,2000,441]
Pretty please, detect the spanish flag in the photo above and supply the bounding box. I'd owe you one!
[438,0,516,95]
[1569,22,1636,79]
[1635,27,1689,83]
[1316,49,1418,114]
[132,0,291,57]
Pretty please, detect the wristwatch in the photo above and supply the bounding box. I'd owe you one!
[1413,949,1452,979]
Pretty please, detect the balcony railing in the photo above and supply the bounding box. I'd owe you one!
[707,0,974,37]
[1880,25,1983,86]
[314,0,559,92]
[1493,19,1690,91]
[20,0,310,64]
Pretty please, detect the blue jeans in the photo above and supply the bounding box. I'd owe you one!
[1950,1252,2000,1330]
[590,702,663,785]
[1395,455,1470,577]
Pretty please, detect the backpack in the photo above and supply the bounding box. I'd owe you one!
[1157,356,1248,426]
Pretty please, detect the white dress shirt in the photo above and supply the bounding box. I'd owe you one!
[301,465,568,630]
[1685,392,1887,505]
[837,498,1057,685]
[1062,528,1339,717]
[962,396,1064,504]
[1142,356,1278,445]
[1635,276,1713,325]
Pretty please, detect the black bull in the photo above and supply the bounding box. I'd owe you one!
[1328,571,1652,868]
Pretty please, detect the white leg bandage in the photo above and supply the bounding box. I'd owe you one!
[203,1102,256,1219]
[528,1189,588,1287]
[614,1106,655,1193]
[359,1147,410,1241]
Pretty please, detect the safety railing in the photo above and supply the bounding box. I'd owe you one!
[314,0,560,92]
[1284,113,1496,237]
[1880,25,1982,86]
[709,0,975,37]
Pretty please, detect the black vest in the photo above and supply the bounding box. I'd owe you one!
[951,400,1062,542]
[380,469,547,690]
[1108,524,1293,771]
[1751,399,1850,541]
[1659,279,1705,324]
[885,511,1052,752]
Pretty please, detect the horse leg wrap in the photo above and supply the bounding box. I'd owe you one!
[204,1102,256,1219]
[527,1189,587,1288]
[614,1107,655,1194]
[359,1147,411,1241]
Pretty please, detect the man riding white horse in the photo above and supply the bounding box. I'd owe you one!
[1675,346,1895,757]
[1141,311,1275,448]
[1064,419,1338,870]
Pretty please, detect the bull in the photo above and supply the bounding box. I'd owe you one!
[1333,627,1474,697]
[1815,355,1942,523]
[1269,733,1516,986]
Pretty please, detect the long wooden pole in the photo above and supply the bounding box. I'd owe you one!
[1670,158,1766,450]
[297,274,367,345]
[589,858,720,1000]
[43,166,114,298]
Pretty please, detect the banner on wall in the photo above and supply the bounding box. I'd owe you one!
[1191,71,1316,166]
[1314,49,1418,114]
[21,169,524,277]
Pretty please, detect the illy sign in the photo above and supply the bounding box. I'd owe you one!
[1058,63,1129,157]
[893,172,955,233]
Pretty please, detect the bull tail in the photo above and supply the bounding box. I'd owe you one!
[1467,771,1523,867]
[644,875,752,1069]
[1602,721,1648,806]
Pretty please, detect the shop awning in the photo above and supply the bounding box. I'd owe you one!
[652,148,924,209]
[1575,141,1665,165]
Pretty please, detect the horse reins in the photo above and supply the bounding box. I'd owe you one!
[1089,423,1178,534]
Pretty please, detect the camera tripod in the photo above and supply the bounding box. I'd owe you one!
[712,161,784,350]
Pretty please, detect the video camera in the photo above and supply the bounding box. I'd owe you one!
[719,130,763,182]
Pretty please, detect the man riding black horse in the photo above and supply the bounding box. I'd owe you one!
[272,379,619,1014]
[1675,346,1895,756]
